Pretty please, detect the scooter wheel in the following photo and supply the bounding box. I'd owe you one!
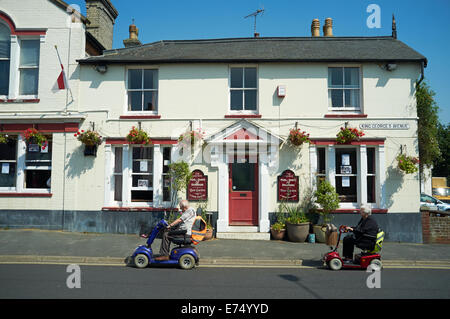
[369,259,383,270]
[329,258,343,271]
[134,254,149,269]
[179,254,196,270]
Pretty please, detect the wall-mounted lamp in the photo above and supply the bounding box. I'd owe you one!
[94,64,108,74]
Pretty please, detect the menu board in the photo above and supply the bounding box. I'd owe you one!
[277,170,299,202]
[187,169,208,201]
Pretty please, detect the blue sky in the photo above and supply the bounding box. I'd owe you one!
[71,0,450,124]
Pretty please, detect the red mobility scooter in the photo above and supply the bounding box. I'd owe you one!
[323,225,384,271]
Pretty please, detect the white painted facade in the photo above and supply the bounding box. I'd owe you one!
[0,1,424,240]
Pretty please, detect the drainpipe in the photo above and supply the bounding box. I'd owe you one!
[417,60,425,86]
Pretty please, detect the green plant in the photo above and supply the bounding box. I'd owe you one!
[0,134,8,144]
[126,126,152,145]
[23,128,48,149]
[271,221,285,231]
[397,153,419,174]
[167,161,193,211]
[280,202,309,224]
[416,80,441,178]
[314,179,340,225]
[288,128,311,146]
[75,130,102,146]
[271,209,287,230]
[336,126,365,144]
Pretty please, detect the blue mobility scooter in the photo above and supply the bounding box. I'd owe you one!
[127,218,205,270]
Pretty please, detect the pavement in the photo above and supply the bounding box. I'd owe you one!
[1,228,450,269]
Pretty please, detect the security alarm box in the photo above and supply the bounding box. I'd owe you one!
[277,85,286,97]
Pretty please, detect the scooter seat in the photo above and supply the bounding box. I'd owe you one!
[170,236,192,246]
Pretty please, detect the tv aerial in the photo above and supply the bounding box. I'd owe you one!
[244,6,265,37]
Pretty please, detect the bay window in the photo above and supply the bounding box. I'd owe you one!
[107,144,172,207]
[315,144,380,208]
[0,135,52,192]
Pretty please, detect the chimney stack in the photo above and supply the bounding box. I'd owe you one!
[123,20,142,48]
[85,0,118,50]
[323,17,333,37]
[311,19,320,37]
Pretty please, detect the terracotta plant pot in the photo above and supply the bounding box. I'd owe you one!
[270,228,286,240]
[286,222,310,242]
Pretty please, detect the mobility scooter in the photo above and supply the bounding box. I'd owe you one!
[126,217,206,270]
[323,225,384,271]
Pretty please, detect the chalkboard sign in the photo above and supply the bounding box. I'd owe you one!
[187,169,208,201]
[277,170,299,202]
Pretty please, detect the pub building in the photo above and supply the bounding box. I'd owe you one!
[0,2,426,243]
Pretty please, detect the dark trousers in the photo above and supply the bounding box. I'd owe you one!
[159,226,186,256]
[342,234,374,259]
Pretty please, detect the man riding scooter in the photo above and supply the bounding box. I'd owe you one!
[142,199,196,261]
[342,204,379,262]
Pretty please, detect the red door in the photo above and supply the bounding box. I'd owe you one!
[229,157,258,225]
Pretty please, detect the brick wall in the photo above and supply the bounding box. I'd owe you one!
[421,208,450,244]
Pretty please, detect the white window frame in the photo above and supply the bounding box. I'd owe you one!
[17,37,40,99]
[327,65,363,112]
[228,65,258,114]
[105,144,172,208]
[125,67,159,115]
[0,137,17,191]
[314,144,383,209]
[0,134,51,194]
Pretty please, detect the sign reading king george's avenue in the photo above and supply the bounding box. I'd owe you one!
[359,123,410,130]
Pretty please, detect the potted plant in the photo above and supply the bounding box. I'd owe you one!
[126,126,152,145]
[282,202,310,242]
[270,210,287,240]
[288,128,310,146]
[75,130,103,156]
[23,128,48,150]
[313,179,340,244]
[336,126,365,144]
[396,154,419,174]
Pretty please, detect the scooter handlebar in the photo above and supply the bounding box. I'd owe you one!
[339,225,348,233]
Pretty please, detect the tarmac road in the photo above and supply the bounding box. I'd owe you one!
[0,264,449,299]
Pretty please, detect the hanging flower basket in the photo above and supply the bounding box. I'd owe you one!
[23,128,48,150]
[397,154,419,174]
[126,126,152,145]
[288,128,310,146]
[178,128,205,147]
[75,130,103,157]
[75,130,103,147]
[336,126,365,144]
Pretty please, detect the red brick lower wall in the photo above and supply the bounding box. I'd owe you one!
[422,210,450,244]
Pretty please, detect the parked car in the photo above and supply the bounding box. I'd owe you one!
[420,193,450,211]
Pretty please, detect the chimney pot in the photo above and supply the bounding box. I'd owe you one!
[311,19,320,37]
[323,17,333,37]
[123,20,142,48]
